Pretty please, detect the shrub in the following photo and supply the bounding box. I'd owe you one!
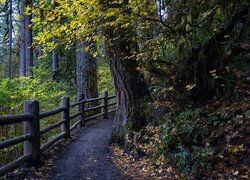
[0,75,67,165]
[159,108,214,175]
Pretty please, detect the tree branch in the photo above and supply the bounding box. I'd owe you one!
[187,5,250,65]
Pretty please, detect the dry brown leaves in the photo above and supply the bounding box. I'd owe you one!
[110,144,179,179]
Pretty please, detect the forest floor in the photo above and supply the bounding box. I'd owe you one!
[109,72,250,179]
[110,98,250,179]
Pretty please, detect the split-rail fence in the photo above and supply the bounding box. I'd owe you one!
[0,90,116,176]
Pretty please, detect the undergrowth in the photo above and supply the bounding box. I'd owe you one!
[159,108,214,176]
[0,65,67,166]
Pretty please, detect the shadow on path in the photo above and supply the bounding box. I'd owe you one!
[49,118,124,180]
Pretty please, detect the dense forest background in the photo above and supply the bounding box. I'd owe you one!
[0,0,249,178]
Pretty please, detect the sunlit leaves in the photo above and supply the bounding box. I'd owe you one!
[0,70,66,115]
[31,0,158,56]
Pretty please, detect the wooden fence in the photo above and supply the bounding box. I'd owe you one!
[0,90,116,176]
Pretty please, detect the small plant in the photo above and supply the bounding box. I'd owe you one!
[170,145,213,175]
[159,108,214,175]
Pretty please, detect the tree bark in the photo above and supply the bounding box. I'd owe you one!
[99,1,151,145]
[52,37,59,80]
[25,0,33,77]
[38,0,43,58]
[20,0,26,76]
[109,51,151,144]
[51,3,59,80]
[8,0,12,78]
[19,0,33,77]
[76,39,98,101]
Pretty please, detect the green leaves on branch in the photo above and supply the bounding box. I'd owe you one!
[0,66,66,115]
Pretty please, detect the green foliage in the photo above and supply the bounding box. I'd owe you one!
[135,0,249,100]
[0,65,67,165]
[171,146,213,175]
[97,60,114,95]
[0,77,66,115]
[159,109,214,175]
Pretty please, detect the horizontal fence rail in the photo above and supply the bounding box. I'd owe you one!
[0,90,116,177]
[0,114,33,126]
[70,120,81,131]
[84,97,104,103]
[85,113,105,122]
[85,105,104,113]
[0,154,32,176]
[69,112,81,121]
[71,100,84,108]
[40,132,66,153]
[107,95,116,99]
[40,119,67,136]
[0,134,32,150]
[108,102,116,107]
[39,107,66,119]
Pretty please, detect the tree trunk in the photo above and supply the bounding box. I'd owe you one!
[20,0,26,76]
[99,1,152,144]
[52,37,59,80]
[25,0,33,77]
[109,53,151,144]
[20,0,33,77]
[8,0,12,78]
[38,1,43,58]
[52,47,59,79]
[76,39,98,101]
[51,3,59,80]
[107,36,151,144]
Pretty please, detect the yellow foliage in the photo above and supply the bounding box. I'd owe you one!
[31,0,157,54]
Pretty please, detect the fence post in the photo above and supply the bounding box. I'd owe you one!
[102,90,108,119]
[78,93,85,127]
[24,100,40,166]
[61,97,70,138]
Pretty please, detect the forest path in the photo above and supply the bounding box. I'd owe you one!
[48,118,124,180]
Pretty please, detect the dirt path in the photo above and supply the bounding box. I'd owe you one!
[48,118,124,180]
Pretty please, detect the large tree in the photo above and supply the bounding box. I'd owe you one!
[20,0,33,77]
[19,0,26,76]
[98,1,152,144]
[32,0,154,145]
[8,0,13,78]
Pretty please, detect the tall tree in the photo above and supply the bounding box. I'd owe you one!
[52,37,59,80]
[0,0,9,77]
[19,0,33,77]
[8,0,12,78]
[76,39,98,101]
[19,0,26,76]
[38,0,43,57]
[25,0,33,77]
[99,0,151,144]
[52,2,59,80]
